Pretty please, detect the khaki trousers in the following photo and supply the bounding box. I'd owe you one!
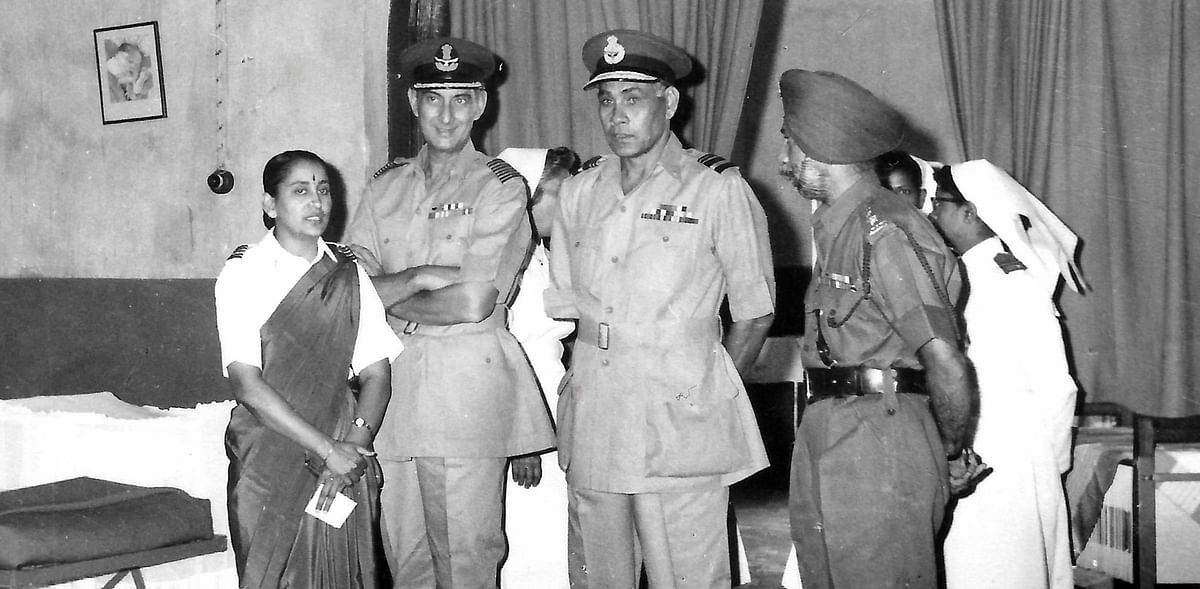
[567,486,730,589]
[379,456,507,589]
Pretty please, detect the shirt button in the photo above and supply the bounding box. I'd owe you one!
[610,256,618,263]
[416,207,423,215]
[662,235,670,242]
[485,357,492,364]
[574,241,581,248]
[620,205,627,212]
[605,306,613,313]
[383,238,391,244]
[601,359,610,366]
[446,234,453,240]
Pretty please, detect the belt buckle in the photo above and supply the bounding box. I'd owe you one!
[597,322,610,350]
[403,321,419,335]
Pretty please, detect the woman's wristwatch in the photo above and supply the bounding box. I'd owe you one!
[352,417,372,432]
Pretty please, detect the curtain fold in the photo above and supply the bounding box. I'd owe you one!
[934,0,1200,416]
[449,0,764,160]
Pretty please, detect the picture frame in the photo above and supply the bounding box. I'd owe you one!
[93,21,166,124]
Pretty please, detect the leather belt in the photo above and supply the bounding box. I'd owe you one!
[576,317,719,350]
[806,367,927,404]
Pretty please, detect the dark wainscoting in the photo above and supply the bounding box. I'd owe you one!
[0,278,230,408]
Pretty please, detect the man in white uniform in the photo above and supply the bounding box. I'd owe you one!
[929,159,1086,589]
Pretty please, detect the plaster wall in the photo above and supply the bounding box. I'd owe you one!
[0,0,389,278]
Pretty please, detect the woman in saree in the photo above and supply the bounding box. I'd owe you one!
[215,150,403,589]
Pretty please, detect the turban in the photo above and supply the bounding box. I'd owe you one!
[950,160,1087,295]
[779,69,906,164]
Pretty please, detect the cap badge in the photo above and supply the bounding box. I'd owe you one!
[434,43,459,72]
[603,35,626,65]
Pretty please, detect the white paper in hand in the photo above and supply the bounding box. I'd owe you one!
[304,484,357,528]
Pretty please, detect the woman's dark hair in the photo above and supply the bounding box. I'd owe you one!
[261,150,328,228]
[541,146,581,183]
[932,164,966,203]
[874,150,922,190]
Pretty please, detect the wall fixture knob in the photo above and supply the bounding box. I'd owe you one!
[207,169,235,194]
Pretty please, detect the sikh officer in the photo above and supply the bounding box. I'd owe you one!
[544,29,775,589]
[778,69,984,589]
[343,37,555,589]
[931,160,1084,589]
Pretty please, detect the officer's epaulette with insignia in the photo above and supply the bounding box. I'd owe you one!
[226,244,249,260]
[330,242,358,263]
[486,158,521,183]
[581,155,604,170]
[994,252,1027,274]
[697,153,737,173]
[372,157,410,179]
[864,204,891,237]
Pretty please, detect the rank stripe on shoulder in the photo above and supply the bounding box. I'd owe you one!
[581,155,604,170]
[330,243,358,262]
[373,158,409,179]
[227,244,249,260]
[697,153,736,173]
[486,158,521,183]
[994,252,1027,274]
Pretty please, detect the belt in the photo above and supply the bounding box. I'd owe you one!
[576,317,719,350]
[806,367,927,404]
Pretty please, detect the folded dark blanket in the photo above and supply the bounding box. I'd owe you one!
[0,477,214,569]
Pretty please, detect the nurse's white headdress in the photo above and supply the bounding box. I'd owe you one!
[911,154,940,215]
[950,159,1087,294]
[497,148,549,195]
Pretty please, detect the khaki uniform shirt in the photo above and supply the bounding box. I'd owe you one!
[802,178,961,369]
[545,133,775,493]
[344,142,554,458]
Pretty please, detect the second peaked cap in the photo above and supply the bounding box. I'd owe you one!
[397,37,498,89]
[581,29,692,89]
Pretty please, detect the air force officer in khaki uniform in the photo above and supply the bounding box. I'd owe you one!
[544,29,775,589]
[343,37,555,589]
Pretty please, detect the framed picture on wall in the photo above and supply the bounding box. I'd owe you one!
[93,21,166,124]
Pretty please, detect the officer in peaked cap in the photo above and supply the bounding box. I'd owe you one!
[396,36,498,89]
[547,28,775,588]
[344,34,554,589]
[581,29,692,89]
[779,68,983,589]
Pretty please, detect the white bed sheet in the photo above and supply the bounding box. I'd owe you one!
[0,392,238,589]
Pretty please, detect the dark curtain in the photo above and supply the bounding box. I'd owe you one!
[935,0,1200,416]
[449,0,765,159]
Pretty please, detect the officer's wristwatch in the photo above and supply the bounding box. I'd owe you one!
[352,417,372,432]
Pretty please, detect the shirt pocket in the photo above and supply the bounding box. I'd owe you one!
[818,270,871,328]
[427,213,474,261]
[630,221,701,297]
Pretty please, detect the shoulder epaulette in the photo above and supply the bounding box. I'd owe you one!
[226,244,249,260]
[697,153,737,173]
[486,158,522,184]
[581,155,604,170]
[330,243,357,263]
[863,204,892,237]
[373,157,409,179]
[994,252,1027,274]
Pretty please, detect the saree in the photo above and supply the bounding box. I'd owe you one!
[225,251,382,589]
